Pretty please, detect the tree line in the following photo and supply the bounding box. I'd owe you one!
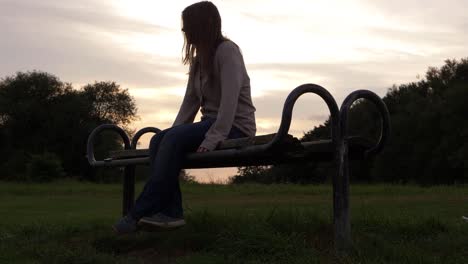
[1,58,466,184]
[233,58,468,185]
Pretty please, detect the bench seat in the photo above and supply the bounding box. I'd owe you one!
[107,134,372,168]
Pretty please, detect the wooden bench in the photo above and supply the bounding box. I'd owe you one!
[86,83,390,252]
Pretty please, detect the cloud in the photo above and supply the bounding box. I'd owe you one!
[1,0,170,33]
[360,0,468,22]
[365,27,466,48]
[0,0,183,89]
[249,62,390,99]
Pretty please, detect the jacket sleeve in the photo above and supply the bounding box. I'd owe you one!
[199,42,244,150]
[172,71,200,127]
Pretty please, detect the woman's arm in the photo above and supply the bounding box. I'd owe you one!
[172,73,200,127]
[198,42,244,150]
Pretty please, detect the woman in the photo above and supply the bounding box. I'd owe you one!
[113,1,256,234]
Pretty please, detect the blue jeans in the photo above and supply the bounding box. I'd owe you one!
[130,117,247,219]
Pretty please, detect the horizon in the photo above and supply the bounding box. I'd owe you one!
[1,0,467,182]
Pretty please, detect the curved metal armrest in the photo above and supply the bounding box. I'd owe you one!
[264,83,340,150]
[86,124,131,167]
[339,90,391,157]
[131,127,161,150]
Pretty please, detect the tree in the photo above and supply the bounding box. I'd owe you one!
[372,58,468,184]
[230,166,270,184]
[81,81,137,127]
[0,71,138,181]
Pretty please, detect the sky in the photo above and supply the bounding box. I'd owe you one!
[1,0,467,182]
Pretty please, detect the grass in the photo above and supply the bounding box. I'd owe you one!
[0,180,467,263]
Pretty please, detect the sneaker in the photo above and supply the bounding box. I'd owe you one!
[113,215,138,234]
[138,213,186,229]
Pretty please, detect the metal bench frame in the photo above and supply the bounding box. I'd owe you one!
[87,83,390,252]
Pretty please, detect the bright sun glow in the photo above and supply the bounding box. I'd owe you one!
[106,0,440,102]
[109,0,432,66]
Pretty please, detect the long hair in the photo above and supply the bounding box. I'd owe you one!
[182,1,227,74]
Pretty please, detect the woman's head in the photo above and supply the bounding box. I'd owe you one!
[182,1,226,70]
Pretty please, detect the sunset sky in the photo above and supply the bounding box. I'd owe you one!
[1,0,467,182]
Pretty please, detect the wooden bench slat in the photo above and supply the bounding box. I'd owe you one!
[109,133,299,159]
[108,135,372,162]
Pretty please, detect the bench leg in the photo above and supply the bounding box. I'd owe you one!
[122,165,136,216]
[334,140,351,253]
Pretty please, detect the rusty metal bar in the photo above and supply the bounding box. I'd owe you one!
[335,89,391,252]
[131,127,162,149]
[86,124,131,167]
[123,127,161,214]
[267,83,340,150]
[86,124,131,215]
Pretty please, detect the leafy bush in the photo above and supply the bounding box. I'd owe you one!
[26,152,65,182]
[0,150,30,181]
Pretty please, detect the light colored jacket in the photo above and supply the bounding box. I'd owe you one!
[172,40,256,150]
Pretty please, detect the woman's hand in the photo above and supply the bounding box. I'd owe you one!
[197,146,210,152]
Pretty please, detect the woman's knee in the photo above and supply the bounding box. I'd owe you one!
[161,127,182,145]
[161,125,205,153]
[149,129,169,150]
[159,126,194,151]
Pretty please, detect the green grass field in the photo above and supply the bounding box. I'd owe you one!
[0,180,467,263]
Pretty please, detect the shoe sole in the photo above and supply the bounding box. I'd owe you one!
[138,218,186,231]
